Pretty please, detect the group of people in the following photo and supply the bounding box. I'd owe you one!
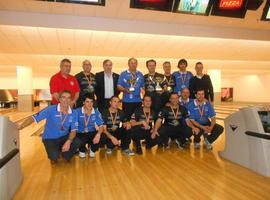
[18,57,223,163]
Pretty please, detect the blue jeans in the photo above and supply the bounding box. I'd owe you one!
[42,135,81,161]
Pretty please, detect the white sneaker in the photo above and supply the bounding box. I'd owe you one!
[168,138,172,145]
[122,149,135,156]
[204,139,213,150]
[89,149,95,158]
[175,139,180,147]
[106,148,113,154]
[79,151,86,158]
[194,143,200,149]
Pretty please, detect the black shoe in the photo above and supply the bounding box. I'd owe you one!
[136,147,143,155]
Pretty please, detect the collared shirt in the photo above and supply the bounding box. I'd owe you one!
[179,97,193,109]
[117,70,144,103]
[158,105,189,127]
[49,72,80,105]
[172,71,193,94]
[188,99,216,125]
[131,107,157,129]
[102,109,128,132]
[76,107,104,133]
[33,104,78,139]
[75,71,97,107]
[104,72,114,99]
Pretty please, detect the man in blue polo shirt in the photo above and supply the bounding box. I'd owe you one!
[75,94,104,158]
[17,90,81,164]
[188,88,224,150]
[179,87,193,109]
[117,57,144,119]
[173,59,193,95]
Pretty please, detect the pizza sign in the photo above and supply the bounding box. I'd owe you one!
[219,0,244,9]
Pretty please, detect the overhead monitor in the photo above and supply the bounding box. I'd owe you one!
[130,0,174,12]
[173,0,213,16]
[211,0,249,18]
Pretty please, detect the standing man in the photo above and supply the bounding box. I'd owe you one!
[161,61,176,107]
[188,88,223,150]
[130,95,158,155]
[95,59,119,112]
[144,59,165,112]
[49,58,80,107]
[17,90,81,164]
[117,57,144,119]
[172,59,193,95]
[101,96,134,156]
[75,60,97,108]
[75,94,104,158]
[151,92,199,149]
[189,62,214,103]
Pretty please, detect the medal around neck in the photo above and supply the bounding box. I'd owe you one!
[171,120,179,126]
[111,125,118,131]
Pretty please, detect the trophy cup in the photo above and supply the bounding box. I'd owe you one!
[155,77,163,92]
[128,78,136,92]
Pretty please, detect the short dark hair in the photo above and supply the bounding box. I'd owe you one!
[170,92,179,98]
[82,94,95,102]
[128,57,137,64]
[146,59,156,66]
[60,58,71,66]
[196,62,203,66]
[59,90,71,98]
[110,95,120,102]
[103,59,112,66]
[195,88,205,94]
[163,61,171,66]
[143,95,152,101]
[177,59,187,68]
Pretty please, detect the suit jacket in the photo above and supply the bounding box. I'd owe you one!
[95,71,120,102]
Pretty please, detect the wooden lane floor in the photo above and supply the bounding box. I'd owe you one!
[14,120,270,200]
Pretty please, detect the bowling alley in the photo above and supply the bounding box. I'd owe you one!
[0,0,270,199]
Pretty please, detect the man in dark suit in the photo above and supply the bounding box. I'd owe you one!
[95,59,120,112]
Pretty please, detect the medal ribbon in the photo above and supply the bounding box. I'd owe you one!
[143,108,151,124]
[197,100,205,120]
[84,72,93,87]
[170,106,179,120]
[180,72,187,84]
[109,110,118,127]
[84,108,92,129]
[60,112,68,130]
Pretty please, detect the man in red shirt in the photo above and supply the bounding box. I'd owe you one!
[50,58,80,107]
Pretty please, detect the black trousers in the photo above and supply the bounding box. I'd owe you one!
[100,127,132,150]
[42,135,81,161]
[161,91,172,107]
[194,123,224,143]
[76,132,100,153]
[97,98,111,112]
[131,125,157,148]
[158,125,193,146]
[152,94,162,113]
[122,102,142,120]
